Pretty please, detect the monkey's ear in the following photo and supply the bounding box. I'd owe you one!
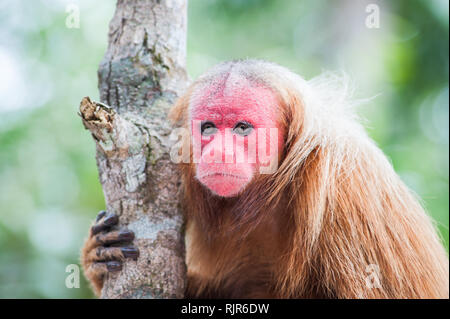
[169,85,194,126]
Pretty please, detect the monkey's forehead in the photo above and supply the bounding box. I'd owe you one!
[190,74,279,122]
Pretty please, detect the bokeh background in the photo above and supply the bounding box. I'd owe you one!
[0,0,448,298]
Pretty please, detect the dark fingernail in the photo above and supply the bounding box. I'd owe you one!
[96,247,103,257]
[122,247,139,259]
[106,261,122,272]
[96,210,107,222]
[103,213,118,226]
[91,224,103,235]
[118,230,135,241]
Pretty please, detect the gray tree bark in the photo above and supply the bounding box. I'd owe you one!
[79,0,188,298]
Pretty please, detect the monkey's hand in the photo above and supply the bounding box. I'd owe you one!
[81,210,139,296]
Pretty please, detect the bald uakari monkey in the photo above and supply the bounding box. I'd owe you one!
[82,59,449,298]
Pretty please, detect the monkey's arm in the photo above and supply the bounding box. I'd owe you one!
[80,211,139,296]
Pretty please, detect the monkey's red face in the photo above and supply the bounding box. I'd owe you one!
[191,76,284,197]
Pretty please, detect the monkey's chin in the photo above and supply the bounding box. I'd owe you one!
[198,173,249,197]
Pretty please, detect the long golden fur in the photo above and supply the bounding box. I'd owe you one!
[169,59,449,298]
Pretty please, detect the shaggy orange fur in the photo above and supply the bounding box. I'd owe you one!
[169,59,449,298]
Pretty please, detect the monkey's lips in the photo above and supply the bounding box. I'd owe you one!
[201,172,247,179]
[197,172,250,197]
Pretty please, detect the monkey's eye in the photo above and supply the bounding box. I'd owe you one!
[233,121,253,136]
[201,121,217,136]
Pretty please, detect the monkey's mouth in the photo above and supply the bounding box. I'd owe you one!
[197,172,250,197]
[199,172,248,180]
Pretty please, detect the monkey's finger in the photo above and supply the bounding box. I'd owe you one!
[94,229,135,246]
[85,261,123,279]
[83,229,135,252]
[95,210,107,222]
[91,212,119,236]
[87,246,139,262]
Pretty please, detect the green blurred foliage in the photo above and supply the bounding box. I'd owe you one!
[0,0,448,298]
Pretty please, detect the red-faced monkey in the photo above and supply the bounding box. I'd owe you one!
[82,59,449,298]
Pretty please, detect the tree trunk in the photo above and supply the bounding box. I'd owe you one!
[79,0,188,298]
